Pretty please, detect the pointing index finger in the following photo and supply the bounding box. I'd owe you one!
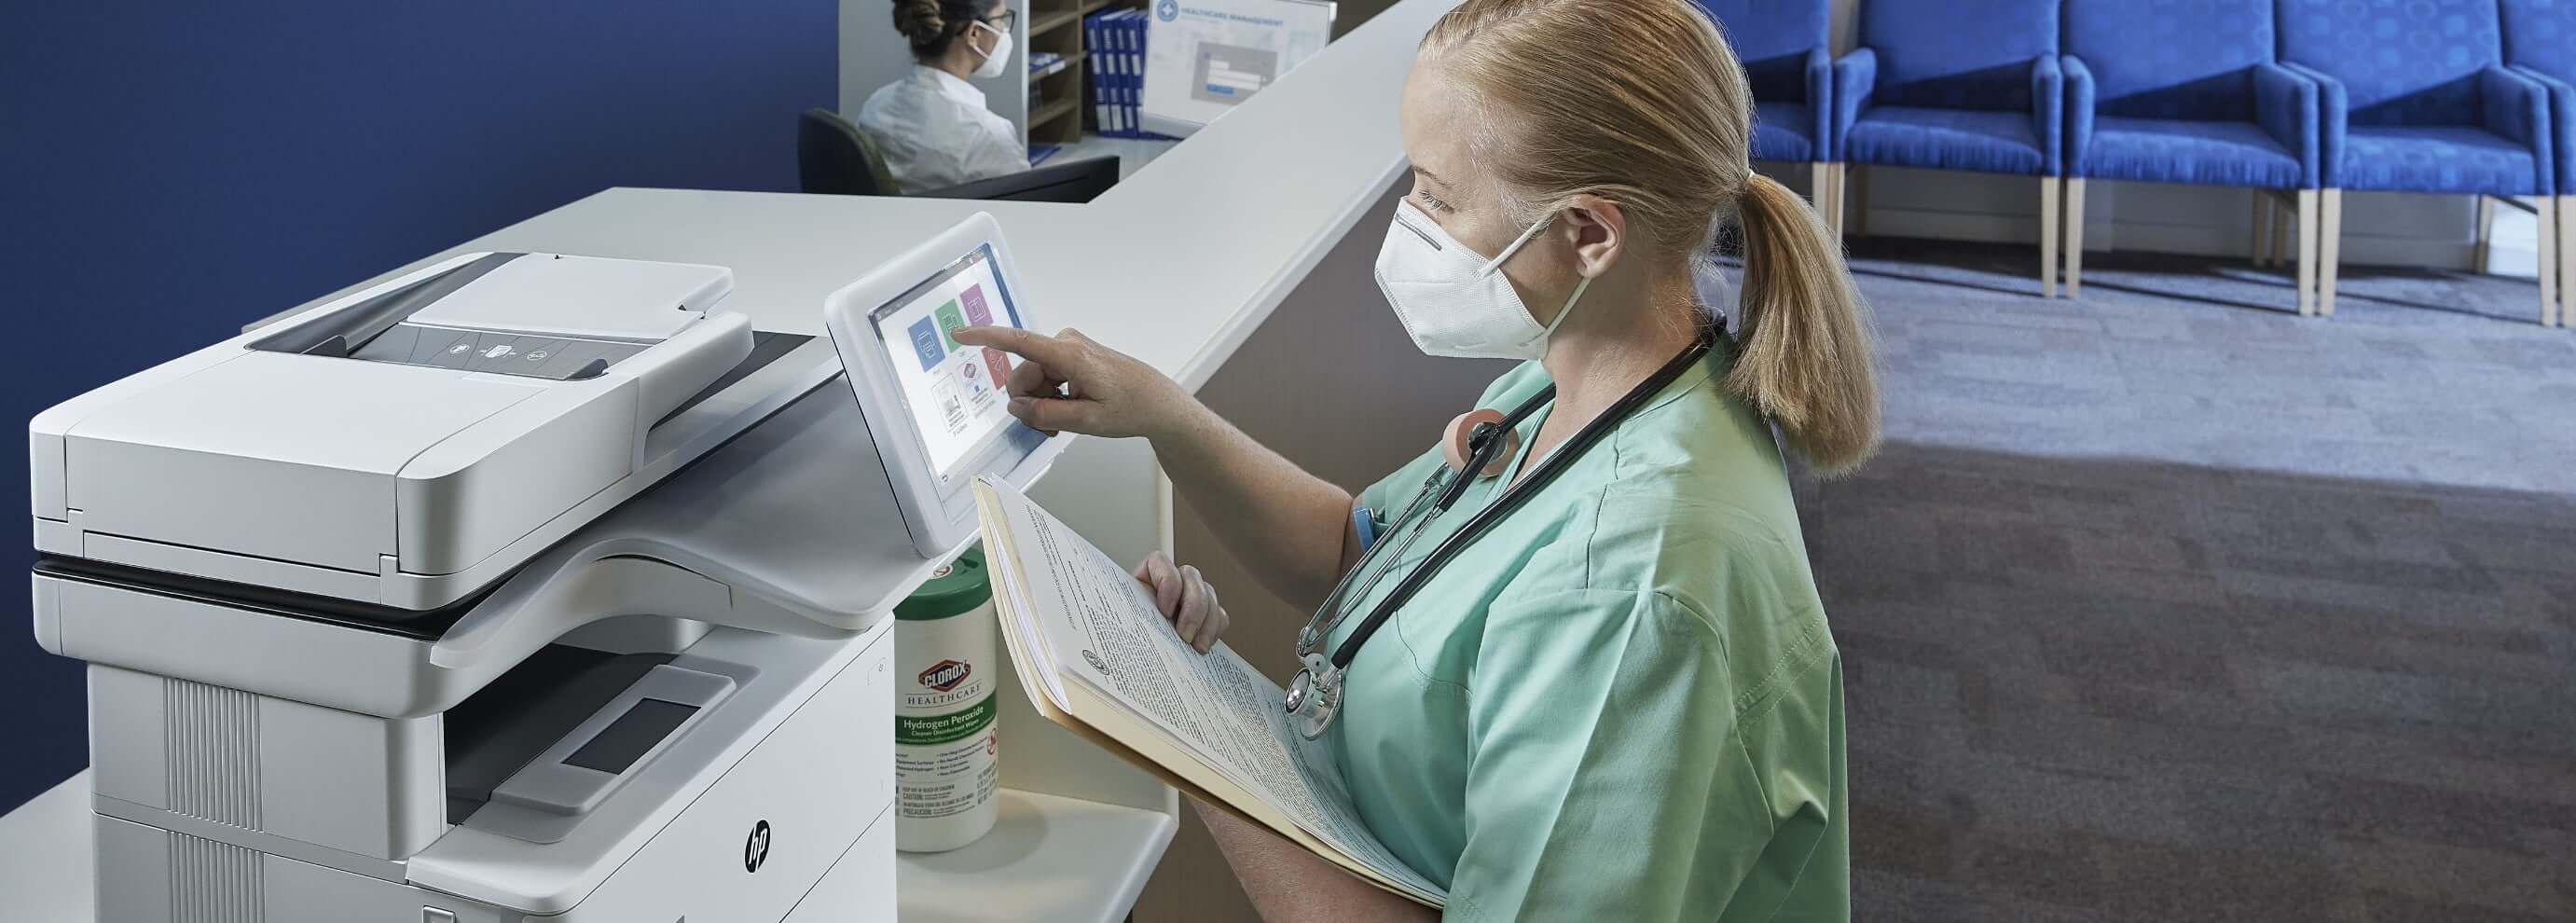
[952,324,1069,365]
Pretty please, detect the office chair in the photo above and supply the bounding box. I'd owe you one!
[800,107,900,196]
[917,156,1121,204]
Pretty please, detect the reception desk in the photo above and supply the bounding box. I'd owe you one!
[0,1,1491,920]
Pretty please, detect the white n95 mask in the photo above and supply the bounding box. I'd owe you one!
[970,21,1013,79]
[1372,200,1591,361]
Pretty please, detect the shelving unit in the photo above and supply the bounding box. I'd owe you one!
[1024,0,1139,145]
[1029,49,1083,81]
[1030,95,1081,133]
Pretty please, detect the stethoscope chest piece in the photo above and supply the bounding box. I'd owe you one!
[1286,661,1343,739]
[1443,408,1520,479]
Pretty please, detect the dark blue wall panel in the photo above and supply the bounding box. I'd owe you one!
[0,1,835,813]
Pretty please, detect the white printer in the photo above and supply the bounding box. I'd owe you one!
[29,251,957,921]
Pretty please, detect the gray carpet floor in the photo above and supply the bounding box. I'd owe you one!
[1787,239,2576,921]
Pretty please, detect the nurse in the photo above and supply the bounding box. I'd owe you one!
[856,0,1028,192]
[956,0,1872,918]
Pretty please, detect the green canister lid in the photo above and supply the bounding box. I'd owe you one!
[896,544,992,621]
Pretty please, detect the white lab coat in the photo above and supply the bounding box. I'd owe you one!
[856,66,1029,193]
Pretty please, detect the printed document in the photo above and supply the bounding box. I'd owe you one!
[974,476,1443,905]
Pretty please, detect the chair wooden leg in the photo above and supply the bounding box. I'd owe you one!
[2273,197,2293,271]
[2295,189,2318,317]
[2473,195,2495,273]
[1836,164,1850,239]
[2041,177,2060,298]
[1811,161,1838,238]
[2539,196,2559,328]
[2558,196,2572,328]
[2066,178,2087,298]
[2320,188,2344,318]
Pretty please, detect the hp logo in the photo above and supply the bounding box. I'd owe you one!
[745,820,772,873]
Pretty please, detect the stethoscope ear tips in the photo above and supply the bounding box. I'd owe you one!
[1442,408,1520,479]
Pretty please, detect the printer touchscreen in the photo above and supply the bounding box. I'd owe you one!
[869,244,1026,478]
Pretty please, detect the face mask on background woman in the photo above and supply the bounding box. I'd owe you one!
[969,20,1012,79]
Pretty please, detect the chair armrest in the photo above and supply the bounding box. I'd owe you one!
[2062,55,2095,177]
[2278,61,2348,188]
[2481,65,2556,195]
[1832,48,1877,159]
[1806,46,1835,158]
[2511,64,2574,196]
[2252,62,2321,188]
[2032,55,2065,175]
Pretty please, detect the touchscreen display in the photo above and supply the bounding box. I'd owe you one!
[868,244,1026,478]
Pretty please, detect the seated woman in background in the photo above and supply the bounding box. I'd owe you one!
[858,0,1028,192]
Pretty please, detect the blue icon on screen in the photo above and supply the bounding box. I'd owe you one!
[1157,0,1178,21]
[906,317,944,371]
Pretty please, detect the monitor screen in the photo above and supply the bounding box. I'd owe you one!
[867,243,1027,479]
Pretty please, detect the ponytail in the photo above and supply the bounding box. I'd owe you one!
[1422,0,1880,473]
[1730,173,1880,474]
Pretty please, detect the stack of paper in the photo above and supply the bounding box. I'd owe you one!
[972,476,1444,906]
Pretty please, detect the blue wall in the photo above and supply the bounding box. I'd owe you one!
[0,1,835,813]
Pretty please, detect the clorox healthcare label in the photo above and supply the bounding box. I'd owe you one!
[893,547,1002,852]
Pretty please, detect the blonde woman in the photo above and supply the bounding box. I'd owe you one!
[957,0,1870,917]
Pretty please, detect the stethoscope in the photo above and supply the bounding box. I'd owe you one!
[1284,323,1719,738]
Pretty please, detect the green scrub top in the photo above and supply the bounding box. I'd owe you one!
[1332,347,1849,922]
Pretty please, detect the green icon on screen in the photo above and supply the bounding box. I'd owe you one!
[935,301,968,351]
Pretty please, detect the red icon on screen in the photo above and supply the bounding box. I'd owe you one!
[981,348,1011,390]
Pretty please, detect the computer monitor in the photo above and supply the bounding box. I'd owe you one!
[917,157,1121,204]
[1139,0,1335,137]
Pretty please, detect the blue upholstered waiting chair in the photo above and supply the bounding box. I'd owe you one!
[2061,0,2323,310]
[2280,0,2560,324]
[1694,0,1840,234]
[1835,0,2066,296]
[2502,0,2573,326]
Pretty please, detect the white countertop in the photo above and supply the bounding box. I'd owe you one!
[897,791,1176,923]
[0,774,1175,923]
[282,0,1437,395]
[1,0,1450,917]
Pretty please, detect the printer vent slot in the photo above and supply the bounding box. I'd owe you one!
[171,828,265,922]
[166,679,262,830]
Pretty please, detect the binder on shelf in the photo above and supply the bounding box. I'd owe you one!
[1075,6,1182,141]
[1085,7,1118,136]
[1122,10,1143,138]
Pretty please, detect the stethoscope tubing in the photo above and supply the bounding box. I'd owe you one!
[1313,325,1719,672]
[1293,365,1562,658]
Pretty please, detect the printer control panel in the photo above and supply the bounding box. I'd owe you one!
[249,252,732,382]
[350,323,647,380]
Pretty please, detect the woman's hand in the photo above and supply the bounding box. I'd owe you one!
[1133,550,1226,653]
[950,325,1200,440]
